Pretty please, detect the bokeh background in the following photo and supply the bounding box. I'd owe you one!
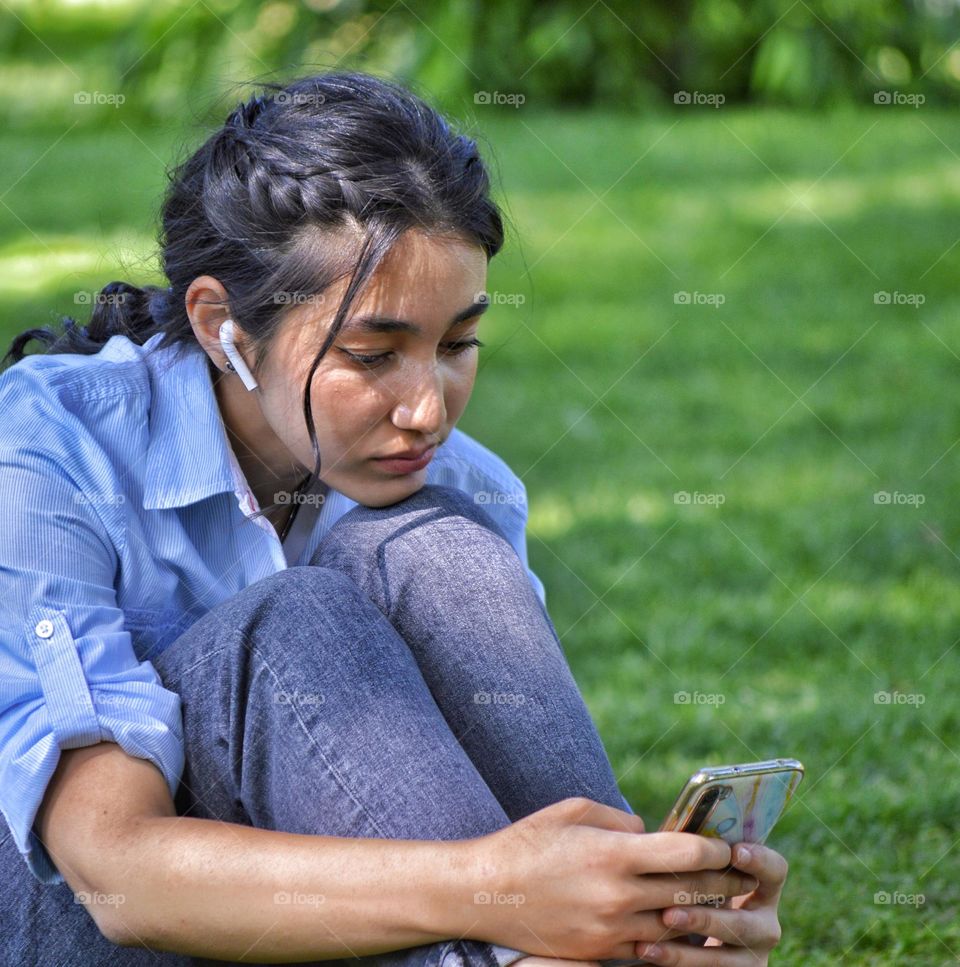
[2,2,959,963]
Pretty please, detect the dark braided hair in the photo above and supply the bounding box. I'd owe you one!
[1,71,505,521]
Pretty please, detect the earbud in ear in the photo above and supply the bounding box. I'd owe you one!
[218,320,259,391]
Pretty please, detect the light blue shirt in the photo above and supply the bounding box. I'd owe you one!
[0,332,545,885]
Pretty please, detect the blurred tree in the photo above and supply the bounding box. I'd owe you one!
[0,0,955,128]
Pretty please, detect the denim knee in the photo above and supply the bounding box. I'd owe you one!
[385,484,510,538]
[156,564,371,678]
[322,484,511,549]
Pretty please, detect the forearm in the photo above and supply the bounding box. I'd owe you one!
[99,815,480,962]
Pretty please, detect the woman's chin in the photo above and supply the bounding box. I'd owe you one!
[342,471,427,509]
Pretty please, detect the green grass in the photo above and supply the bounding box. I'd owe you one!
[3,108,959,964]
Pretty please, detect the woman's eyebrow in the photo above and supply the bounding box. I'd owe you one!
[343,299,489,336]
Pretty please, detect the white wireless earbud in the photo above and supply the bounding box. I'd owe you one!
[219,320,259,391]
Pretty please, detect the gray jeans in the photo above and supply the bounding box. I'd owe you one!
[0,484,634,966]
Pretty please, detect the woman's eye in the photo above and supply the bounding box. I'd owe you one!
[443,337,485,356]
[337,338,484,370]
[338,349,391,368]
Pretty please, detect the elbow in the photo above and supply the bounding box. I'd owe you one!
[80,889,147,949]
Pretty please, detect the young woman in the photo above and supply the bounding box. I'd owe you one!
[0,72,788,966]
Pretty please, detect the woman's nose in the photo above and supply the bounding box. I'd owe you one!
[392,367,445,434]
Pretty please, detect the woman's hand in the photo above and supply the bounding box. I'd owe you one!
[465,797,760,962]
[635,842,788,965]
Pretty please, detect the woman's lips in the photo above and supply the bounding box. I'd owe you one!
[372,445,437,474]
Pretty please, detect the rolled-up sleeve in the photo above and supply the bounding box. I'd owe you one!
[0,411,184,885]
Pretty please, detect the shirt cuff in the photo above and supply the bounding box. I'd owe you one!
[486,943,532,967]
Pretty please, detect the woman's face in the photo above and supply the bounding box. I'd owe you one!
[254,229,489,508]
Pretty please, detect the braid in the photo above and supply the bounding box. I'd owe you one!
[1,69,506,527]
[227,93,270,131]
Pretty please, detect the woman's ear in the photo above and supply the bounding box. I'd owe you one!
[185,275,235,365]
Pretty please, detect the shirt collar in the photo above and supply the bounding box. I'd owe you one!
[142,337,239,510]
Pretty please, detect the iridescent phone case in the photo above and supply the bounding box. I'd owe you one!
[659,758,804,844]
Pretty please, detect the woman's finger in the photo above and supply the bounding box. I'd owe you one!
[660,901,779,950]
[629,832,733,875]
[558,796,647,834]
[634,938,764,966]
[728,843,789,903]
[622,869,758,912]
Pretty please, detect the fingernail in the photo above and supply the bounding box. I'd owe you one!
[639,944,663,961]
[666,908,688,926]
[738,845,752,864]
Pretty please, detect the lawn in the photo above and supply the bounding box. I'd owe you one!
[2,107,958,964]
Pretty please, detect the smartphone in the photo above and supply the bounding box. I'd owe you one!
[656,758,804,952]
[659,758,804,843]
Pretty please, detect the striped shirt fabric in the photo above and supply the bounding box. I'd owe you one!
[0,332,545,884]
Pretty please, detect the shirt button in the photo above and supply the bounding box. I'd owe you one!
[35,619,55,639]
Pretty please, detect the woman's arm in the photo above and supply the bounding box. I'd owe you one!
[38,742,782,963]
[37,741,480,961]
